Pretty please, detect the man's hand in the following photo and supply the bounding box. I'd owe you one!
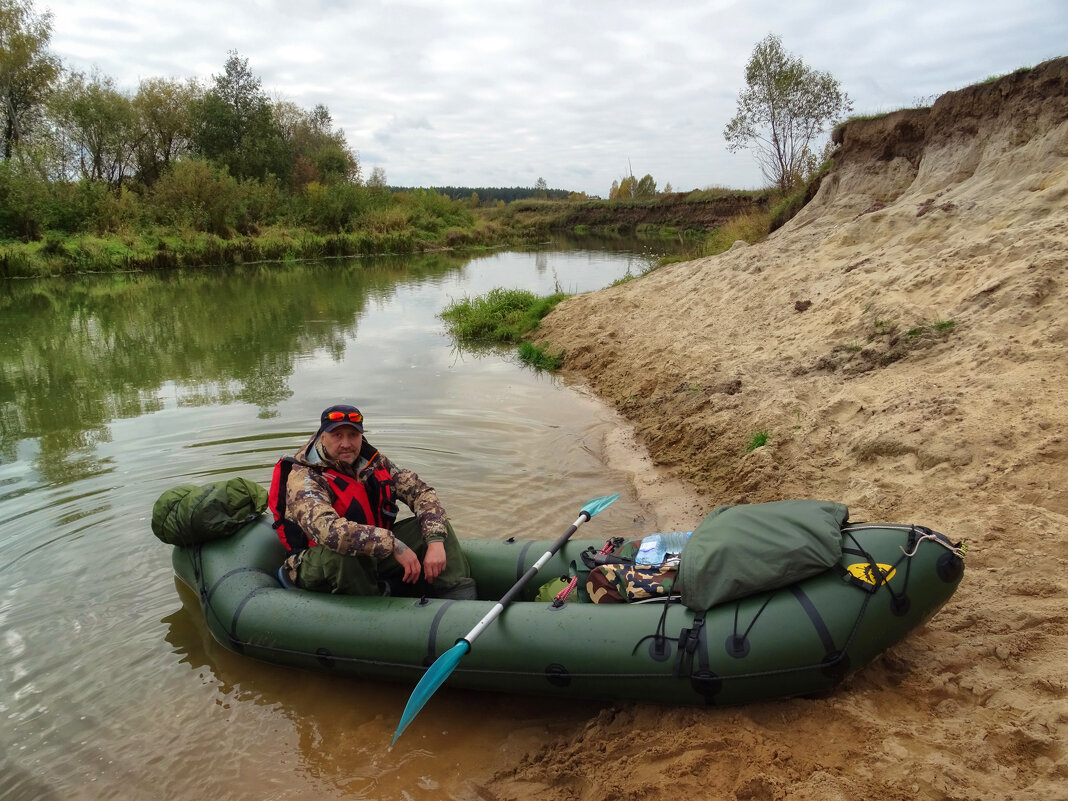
[393,539,422,583]
[422,541,447,583]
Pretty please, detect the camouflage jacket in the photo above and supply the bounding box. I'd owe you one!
[283,433,449,565]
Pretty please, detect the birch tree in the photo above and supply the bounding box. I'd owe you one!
[724,34,852,191]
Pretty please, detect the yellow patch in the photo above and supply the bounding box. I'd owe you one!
[846,562,896,585]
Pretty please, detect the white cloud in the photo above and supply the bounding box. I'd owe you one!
[39,0,1068,195]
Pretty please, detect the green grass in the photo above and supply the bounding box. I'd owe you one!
[440,287,569,371]
[907,318,956,338]
[439,287,569,343]
[518,341,564,371]
[700,208,773,257]
[746,429,770,452]
[0,214,534,277]
[684,187,766,202]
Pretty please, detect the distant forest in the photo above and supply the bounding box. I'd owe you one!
[390,186,579,203]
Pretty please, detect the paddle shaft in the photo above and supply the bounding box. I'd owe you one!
[460,510,590,645]
[391,494,617,745]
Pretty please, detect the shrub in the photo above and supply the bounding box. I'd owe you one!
[0,158,51,239]
[45,179,109,234]
[302,180,375,233]
[234,176,286,232]
[401,189,475,236]
[92,185,144,234]
[147,159,240,235]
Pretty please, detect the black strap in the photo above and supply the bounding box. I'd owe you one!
[580,537,629,570]
[672,610,706,679]
[734,594,774,642]
[836,531,891,594]
[837,528,921,615]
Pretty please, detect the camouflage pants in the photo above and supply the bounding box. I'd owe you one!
[295,517,473,597]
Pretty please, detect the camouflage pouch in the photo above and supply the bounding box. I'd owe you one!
[586,566,625,603]
[618,564,677,601]
[587,563,677,603]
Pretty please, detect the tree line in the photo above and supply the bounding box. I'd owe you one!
[0,0,474,245]
[396,185,578,204]
[2,0,854,265]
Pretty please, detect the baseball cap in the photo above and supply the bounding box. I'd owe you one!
[319,404,364,433]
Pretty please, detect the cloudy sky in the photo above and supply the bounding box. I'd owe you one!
[39,0,1067,196]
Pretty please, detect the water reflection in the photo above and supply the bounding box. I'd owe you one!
[0,253,473,479]
[0,238,669,801]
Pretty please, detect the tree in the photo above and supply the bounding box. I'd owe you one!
[50,70,138,187]
[133,77,197,186]
[274,99,358,187]
[634,173,657,199]
[609,167,657,200]
[0,0,61,159]
[366,166,387,188]
[533,176,548,198]
[724,34,852,192]
[190,50,288,181]
[610,175,632,199]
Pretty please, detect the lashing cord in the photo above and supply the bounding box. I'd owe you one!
[900,528,966,558]
[631,591,683,656]
[651,523,962,671]
[551,575,580,606]
[842,523,966,559]
[551,537,621,607]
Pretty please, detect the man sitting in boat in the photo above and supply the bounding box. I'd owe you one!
[271,404,477,599]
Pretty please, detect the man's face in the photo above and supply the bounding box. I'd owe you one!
[321,425,363,464]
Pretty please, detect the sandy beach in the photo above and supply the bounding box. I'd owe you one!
[481,57,1067,801]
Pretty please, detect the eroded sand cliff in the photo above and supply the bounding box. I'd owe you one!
[485,57,1067,801]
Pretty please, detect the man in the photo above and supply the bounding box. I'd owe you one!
[272,404,476,599]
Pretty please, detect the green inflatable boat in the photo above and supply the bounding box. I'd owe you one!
[169,499,965,707]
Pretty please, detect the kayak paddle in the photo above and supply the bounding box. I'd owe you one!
[390,493,620,745]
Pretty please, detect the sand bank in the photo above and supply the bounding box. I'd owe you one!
[480,57,1068,801]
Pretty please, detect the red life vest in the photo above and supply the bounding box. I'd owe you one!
[268,441,398,553]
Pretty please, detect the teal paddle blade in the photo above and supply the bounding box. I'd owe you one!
[582,493,620,518]
[392,639,471,746]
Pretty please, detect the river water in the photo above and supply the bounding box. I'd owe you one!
[0,239,676,800]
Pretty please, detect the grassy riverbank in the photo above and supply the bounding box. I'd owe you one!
[1,182,803,278]
[0,185,527,277]
[0,222,520,277]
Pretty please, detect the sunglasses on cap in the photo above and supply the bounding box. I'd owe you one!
[326,410,363,423]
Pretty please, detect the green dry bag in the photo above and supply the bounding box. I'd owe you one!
[677,499,847,611]
[151,477,267,546]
